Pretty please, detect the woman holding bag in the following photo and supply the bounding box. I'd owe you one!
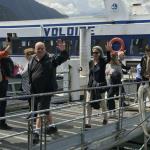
[85,44,111,128]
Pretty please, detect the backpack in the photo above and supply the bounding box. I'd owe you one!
[0,57,15,77]
[110,70,122,84]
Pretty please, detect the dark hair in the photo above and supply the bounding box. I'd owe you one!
[110,71,122,84]
[145,45,150,52]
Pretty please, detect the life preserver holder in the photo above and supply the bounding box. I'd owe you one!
[109,37,125,52]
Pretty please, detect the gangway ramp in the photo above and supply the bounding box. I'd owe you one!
[0,102,149,150]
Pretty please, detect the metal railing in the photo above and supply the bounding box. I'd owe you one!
[0,81,150,150]
[7,69,70,98]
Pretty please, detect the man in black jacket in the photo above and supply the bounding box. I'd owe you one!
[28,40,69,144]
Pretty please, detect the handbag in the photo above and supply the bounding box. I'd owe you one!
[90,89,101,109]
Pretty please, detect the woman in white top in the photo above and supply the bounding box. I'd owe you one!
[105,51,125,115]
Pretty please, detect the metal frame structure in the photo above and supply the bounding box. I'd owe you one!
[0,81,150,150]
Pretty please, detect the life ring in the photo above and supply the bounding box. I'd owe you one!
[109,37,125,52]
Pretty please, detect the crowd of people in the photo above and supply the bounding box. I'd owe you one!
[0,38,69,144]
[85,43,150,128]
[0,38,150,144]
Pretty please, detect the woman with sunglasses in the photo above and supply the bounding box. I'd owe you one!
[85,44,111,128]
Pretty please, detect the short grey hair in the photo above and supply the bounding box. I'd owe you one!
[92,46,104,58]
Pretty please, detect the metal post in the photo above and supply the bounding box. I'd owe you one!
[116,84,124,150]
[68,65,72,102]
[144,135,148,150]
[120,85,124,130]
[44,115,47,150]
[63,64,69,96]
[118,85,122,130]
[28,119,31,150]
[40,115,43,150]
[144,86,148,150]
[81,89,86,150]
[30,96,35,149]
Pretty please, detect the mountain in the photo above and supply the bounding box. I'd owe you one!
[0,0,67,21]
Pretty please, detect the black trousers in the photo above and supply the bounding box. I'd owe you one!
[136,78,142,91]
[107,83,125,110]
[0,80,8,125]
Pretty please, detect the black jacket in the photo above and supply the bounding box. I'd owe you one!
[120,61,131,74]
[141,55,149,80]
[28,51,69,93]
[88,52,110,88]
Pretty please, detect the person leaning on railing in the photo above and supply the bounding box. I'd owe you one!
[0,39,12,130]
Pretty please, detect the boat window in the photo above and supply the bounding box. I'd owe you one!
[22,41,26,47]
[129,38,148,56]
[11,39,23,55]
[67,38,79,56]
[2,41,7,49]
[74,39,79,56]
[27,41,30,46]
[50,40,54,46]
[49,39,57,54]
[91,38,108,55]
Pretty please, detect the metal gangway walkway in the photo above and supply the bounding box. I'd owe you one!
[0,81,150,150]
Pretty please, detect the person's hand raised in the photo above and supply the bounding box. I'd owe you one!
[56,39,66,51]
[105,41,111,52]
[5,43,12,55]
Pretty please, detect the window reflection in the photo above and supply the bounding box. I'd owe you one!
[129,38,148,56]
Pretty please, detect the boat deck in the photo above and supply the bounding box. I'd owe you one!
[0,101,148,150]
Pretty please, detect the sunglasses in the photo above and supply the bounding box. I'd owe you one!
[92,51,99,54]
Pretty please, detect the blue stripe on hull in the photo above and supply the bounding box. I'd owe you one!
[1,19,150,28]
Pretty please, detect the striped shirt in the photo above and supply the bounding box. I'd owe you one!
[21,63,30,94]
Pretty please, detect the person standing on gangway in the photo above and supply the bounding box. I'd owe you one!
[28,39,69,144]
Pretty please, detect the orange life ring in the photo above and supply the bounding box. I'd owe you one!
[109,37,125,52]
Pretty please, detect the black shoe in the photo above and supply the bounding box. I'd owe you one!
[46,126,58,134]
[0,123,12,130]
[102,119,108,125]
[121,102,129,107]
[26,114,31,119]
[85,124,91,128]
[26,114,36,123]
[33,132,39,144]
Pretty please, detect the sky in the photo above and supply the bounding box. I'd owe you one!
[35,0,150,17]
[35,0,105,16]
